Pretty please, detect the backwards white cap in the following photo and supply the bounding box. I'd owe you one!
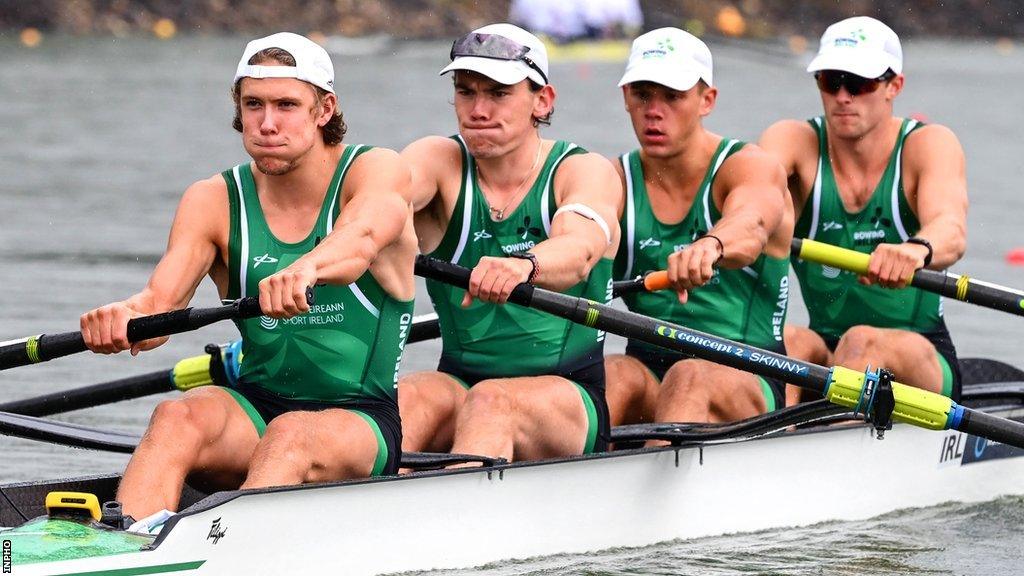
[234,32,335,93]
[439,23,549,86]
[807,16,903,78]
[618,27,713,91]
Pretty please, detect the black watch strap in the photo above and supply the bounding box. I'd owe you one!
[509,251,539,283]
[906,237,933,267]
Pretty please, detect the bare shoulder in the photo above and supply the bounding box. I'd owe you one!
[180,173,229,211]
[560,151,618,179]
[400,135,461,165]
[172,173,229,242]
[718,143,787,192]
[350,146,405,174]
[759,119,817,151]
[346,146,412,200]
[903,123,964,163]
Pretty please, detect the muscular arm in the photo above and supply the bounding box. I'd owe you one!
[531,152,621,290]
[903,124,968,269]
[259,149,412,316]
[709,147,788,267]
[81,177,225,353]
[758,120,818,219]
[665,147,787,299]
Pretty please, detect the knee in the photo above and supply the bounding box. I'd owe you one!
[660,360,706,397]
[149,399,198,436]
[606,356,643,389]
[462,380,513,416]
[838,325,882,355]
[261,412,311,452]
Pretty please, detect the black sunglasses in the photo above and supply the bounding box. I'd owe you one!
[449,32,548,85]
[814,70,896,96]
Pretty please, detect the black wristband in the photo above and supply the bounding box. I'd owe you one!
[906,237,933,267]
[509,251,539,284]
[697,234,725,264]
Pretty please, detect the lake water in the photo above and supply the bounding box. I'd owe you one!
[1,34,1023,574]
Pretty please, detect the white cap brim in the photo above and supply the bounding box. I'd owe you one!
[439,56,544,86]
[617,62,703,92]
[806,53,896,78]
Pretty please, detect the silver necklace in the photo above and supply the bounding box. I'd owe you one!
[477,139,543,221]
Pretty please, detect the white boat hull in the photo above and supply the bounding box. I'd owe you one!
[8,409,1024,575]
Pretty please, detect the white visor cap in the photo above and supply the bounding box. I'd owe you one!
[439,23,549,86]
[806,16,903,78]
[618,27,713,92]
[234,32,335,93]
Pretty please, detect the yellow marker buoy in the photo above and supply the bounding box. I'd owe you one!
[20,27,42,48]
[153,18,177,40]
[788,34,808,55]
[995,37,1014,55]
[716,6,747,37]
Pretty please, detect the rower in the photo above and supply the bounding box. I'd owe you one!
[759,16,968,404]
[397,23,621,461]
[79,32,417,525]
[605,28,792,428]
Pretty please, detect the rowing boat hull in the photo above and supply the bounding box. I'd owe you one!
[6,407,1024,575]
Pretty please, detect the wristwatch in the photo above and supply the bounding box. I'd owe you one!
[906,237,933,267]
[509,251,540,284]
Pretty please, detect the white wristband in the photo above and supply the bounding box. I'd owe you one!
[553,203,612,246]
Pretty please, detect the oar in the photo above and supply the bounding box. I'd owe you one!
[0,289,322,372]
[0,314,441,417]
[414,255,1024,449]
[792,238,1024,317]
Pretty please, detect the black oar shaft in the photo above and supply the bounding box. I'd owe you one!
[415,255,1024,449]
[0,370,173,417]
[0,295,268,371]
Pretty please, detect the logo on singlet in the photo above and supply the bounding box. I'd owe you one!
[253,253,279,268]
[259,316,279,330]
[822,221,844,232]
[638,237,661,250]
[821,265,841,279]
[473,230,493,242]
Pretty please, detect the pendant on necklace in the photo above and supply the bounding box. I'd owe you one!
[490,207,504,220]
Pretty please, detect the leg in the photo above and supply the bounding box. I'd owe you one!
[117,387,260,519]
[655,359,768,424]
[397,371,468,453]
[832,326,943,394]
[241,408,380,489]
[449,376,592,463]
[784,325,833,405]
[604,354,659,427]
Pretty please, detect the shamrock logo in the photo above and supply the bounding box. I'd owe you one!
[656,38,675,52]
[869,207,891,229]
[517,215,542,240]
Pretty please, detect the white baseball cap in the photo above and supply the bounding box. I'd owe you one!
[618,27,713,91]
[234,32,335,94]
[439,23,549,86]
[806,16,903,78]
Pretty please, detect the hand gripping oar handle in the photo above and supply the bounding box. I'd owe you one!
[0,288,314,371]
[792,238,1024,317]
[415,255,1024,449]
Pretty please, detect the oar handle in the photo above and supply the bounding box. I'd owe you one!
[792,238,1024,317]
[414,255,536,307]
[0,289,312,371]
[612,271,670,297]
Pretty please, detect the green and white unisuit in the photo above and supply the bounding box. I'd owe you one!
[425,136,612,453]
[615,140,790,411]
[792,117,960,399]
[222,144,413,475]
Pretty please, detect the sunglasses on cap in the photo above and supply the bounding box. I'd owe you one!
[449,32,548,85]
[814,70,896,96]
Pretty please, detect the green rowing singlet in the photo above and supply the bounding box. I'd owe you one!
[615,140,791,352]
[793,117,943,341]
[223,144,414,404]
[426,137,614,377]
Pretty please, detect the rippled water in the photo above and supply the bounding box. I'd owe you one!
[1,34,1023,574]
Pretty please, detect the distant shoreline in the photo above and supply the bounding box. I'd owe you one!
[2,0,1021,41]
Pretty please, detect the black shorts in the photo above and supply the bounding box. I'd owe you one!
[821,323,962,402]
[624,341,787,412]
[223,380,402,476]
[437,356,611,453]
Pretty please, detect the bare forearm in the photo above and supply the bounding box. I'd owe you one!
[530,235,603,291]
[709,212,769,268]
[915,217,966,269]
